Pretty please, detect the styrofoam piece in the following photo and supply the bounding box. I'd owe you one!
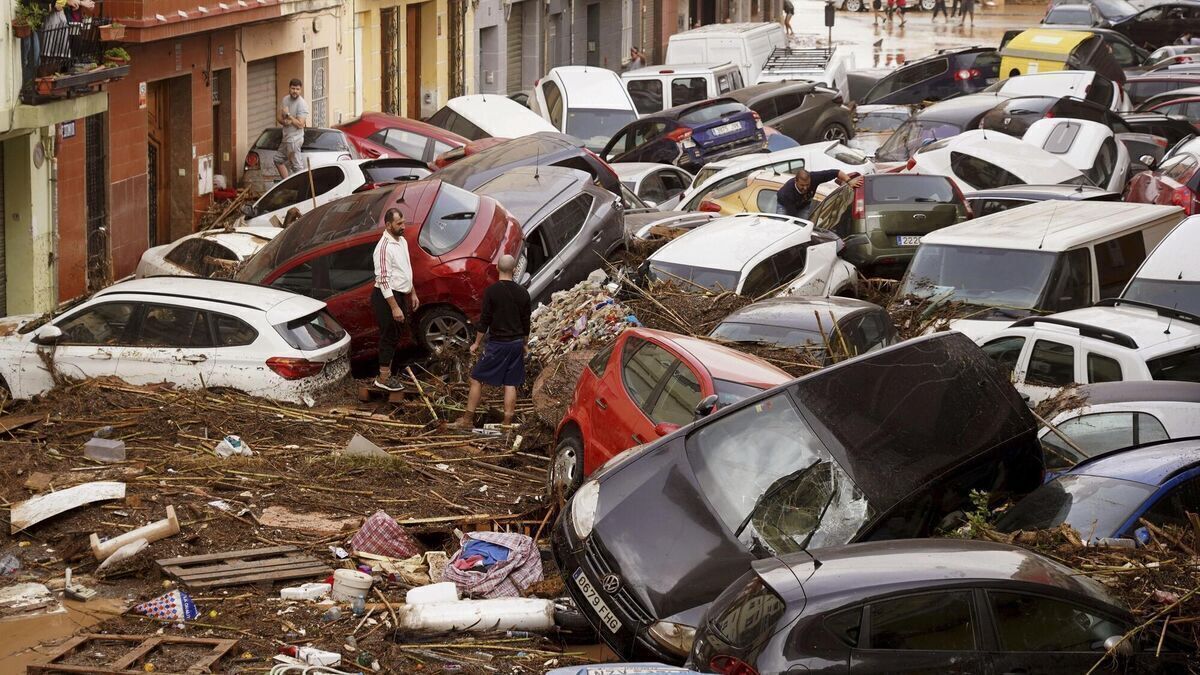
[330,569,372,602]
[396,598,555,633]
[405,581,459,605]
[281,582,332,601]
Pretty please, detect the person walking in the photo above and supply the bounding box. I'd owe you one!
[451,255,532,430]
[276,78,309,180]
[897,0,907,25]
[950,0,960,19]
[776,168,863,220]
[782,0,795,35]
[932,0,949,21]
[958,0,975,25]
[371,208,420,392]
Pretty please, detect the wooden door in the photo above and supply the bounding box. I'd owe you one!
[406,4,421,118]
[146,81,169,248]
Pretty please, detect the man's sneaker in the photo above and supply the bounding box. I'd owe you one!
[373,375,405,392]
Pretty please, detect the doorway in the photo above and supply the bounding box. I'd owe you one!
[212,68,233,191]
[586,3,600,66]
[406,3,422,118]
[146,76,192,247]
[381,7,401,115]
[84,113,108,291]
[146,81,168,248]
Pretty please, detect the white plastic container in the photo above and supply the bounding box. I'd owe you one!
[396,598,555,633]
[297,646,341,667]
[331,569,372,602]
[405,581,459,605]
[280,582,332,601]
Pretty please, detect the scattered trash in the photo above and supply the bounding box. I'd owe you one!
[527,280,637,362]
[396,597,555,633]
[0,553,20,576]
[330,546,350,559]
[406,581,460,605]
[158,546,331,589]
[10,481,126,533]
[90,505,180,561]
[133,589,199,622]
[63,568,97,601]
[331,569,373,603]
[320,606,341,622]
[214,435,253,458]
[339,433,391,459]
[443,532,543,599]
[350,511,424,559]
[425,551,450,583]
[207,499,232,512]
[0,582,61,618]
[278,645,341,667]
[280,583,331,601]
[83,437,126,463]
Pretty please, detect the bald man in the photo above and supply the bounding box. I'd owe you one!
[452,255,532,429]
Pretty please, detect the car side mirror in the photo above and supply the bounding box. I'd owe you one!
[694,394,719,420]
[643,199,658,208]
[1139,154,1157,169]
[653,422,681,437]
[241,203,256,218]
[33,325,62,346]
[1103,635,1133,658]
[842,233,870,248]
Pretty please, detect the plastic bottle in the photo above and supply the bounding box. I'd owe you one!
[320,606,341,622]
[350,595,366,617]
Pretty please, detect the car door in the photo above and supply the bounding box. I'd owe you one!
[268,241,377,359]
[1020,336,1084,404]
[528,194,597,301]
[592,336,691,459]
[208,312,264,390]
[657,168,692,210]
[850,591,985,674]
[980,335,1028,383]
[983,590,1132,674]
[1126,6,1165,48]
[114,302,217,390]
[48,301,139,383]
[602,123,641,163]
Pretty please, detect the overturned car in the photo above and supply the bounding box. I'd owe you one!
[551,331,1045,663]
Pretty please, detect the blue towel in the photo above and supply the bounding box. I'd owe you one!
[462,538,511,567]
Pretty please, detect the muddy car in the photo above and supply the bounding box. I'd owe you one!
[552,331,1044,663]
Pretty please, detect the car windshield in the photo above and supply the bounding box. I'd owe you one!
[856,111,911,133]
[565,109,638,151]
[996,474,1155,539]
[419,183,480,255]
[876,120,963,162]
[899,244,1058,310]
[1045,7,1094,24]
[1122,279,1200,317]
[687,391,871,556]
[866,175,957,204]
[648,260,741,292]
[710,321,826,350]
[253,128,350,152]
[1092,0,1135,16]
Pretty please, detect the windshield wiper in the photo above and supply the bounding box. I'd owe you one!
[733,460,821,540]
[793,485,839,552]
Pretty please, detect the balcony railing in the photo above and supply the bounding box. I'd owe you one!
[17,2,130,104]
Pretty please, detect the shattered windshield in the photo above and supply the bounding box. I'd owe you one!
[686,392,871,556]
[899,244,1058,311]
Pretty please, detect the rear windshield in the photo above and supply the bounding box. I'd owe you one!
[875,120,963,163]
[419,183,480,256]
[565,108,638,150]
[680,100,747,125]
[708,575,787,652]
[856,111,911,133]
[710,321,825,350]
[1044,6,1093,23]
[1148,346,1200,383]
[1122,279,1200,317]
[274,310,346,351]
[361,163,430,185]
[866,175,957,204]
[996,474,1155,538]
[254,128,351,152]
[648,260,741,292]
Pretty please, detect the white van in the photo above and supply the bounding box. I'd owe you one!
[531,66,640,152]
[665,22,787,85]
[1122,214,1199,316]
[622,63,746,115]
[426,95,557,140]
[897,200,1184,341]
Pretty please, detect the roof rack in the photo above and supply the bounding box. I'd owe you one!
[761,46,833,71]
[1010,316,1138,349]
[1094,297,1200,326]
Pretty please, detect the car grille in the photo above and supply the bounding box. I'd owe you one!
[582,537,654,624]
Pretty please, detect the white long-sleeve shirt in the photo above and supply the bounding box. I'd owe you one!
[373,230,414,294]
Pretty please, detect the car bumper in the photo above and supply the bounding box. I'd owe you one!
[551,505,680,663]
[679,134,768,171]
[246,350,351,403]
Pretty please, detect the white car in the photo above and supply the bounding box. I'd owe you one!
[848,104,914,158]
[644,213,859,298]
[1122,214,1200,316]
[1022,118,1131,193]
[240,127,360,194]
[0,278,350,404]
[675,141,875,212]
[906,130,1087,193]
[239,158,429,229]
[531,66,640,153]
[612,162,695,210]
[976,299,1200,404]
[983,71,1131,112]
[136,227,280,278]
[426,95,558,140]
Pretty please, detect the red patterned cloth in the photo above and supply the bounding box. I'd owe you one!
[442,531,543,598]
[350,511,425,559]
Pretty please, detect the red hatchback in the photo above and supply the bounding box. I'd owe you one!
[237,179,524,361]
[550,327,792,498]
[336,112,469,166]
[1125,140,1200,214]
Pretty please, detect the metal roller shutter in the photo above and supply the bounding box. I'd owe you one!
[0,143,6,317]
[246,58,278,144]
[507,2,524,94]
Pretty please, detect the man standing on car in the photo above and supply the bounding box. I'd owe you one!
[450,255,531,430]
[776,168,863,220]
[371,208,420,392]
[276,78,309,180]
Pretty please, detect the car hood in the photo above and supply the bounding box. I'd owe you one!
[947,316,1017,342]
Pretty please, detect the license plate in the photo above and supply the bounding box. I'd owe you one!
[896,235,923,246]
[711,121,742,136]
[573,569,623,633]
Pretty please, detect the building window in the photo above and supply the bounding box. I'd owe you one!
[622,0,633,62]
[311,47,329,127]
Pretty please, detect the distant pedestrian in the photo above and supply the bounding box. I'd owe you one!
[777,168,864,220]
[897,0,907,25]
[276,78,308,180]
[950,0,960,17]
[873,0,884,25]
[627,46,646,70]
[783,0,795,34]
[932,0,948,20]
[958,0,974,24]
[371,208,420,392]
[884,0,896,24]
[451,255,532,429]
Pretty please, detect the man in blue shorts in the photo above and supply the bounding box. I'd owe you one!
[450,254,531,429]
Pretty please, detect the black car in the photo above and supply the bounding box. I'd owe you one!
[861,47,1001,106]
[874,92,1011,163]
[978,95,1124,137]
[709,297,899,364]
[1042,3,1107,26]
[963,184,1121,216]
[1121,111,1198,147]
[725,81,854,144]
[690,539,1194,674]
[432,131,621,195]
[1110,1,1200,49]
[1127,72,1200,104]
[552,332,1044,663]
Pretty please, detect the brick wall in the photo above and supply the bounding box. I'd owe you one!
[57,122,87,302]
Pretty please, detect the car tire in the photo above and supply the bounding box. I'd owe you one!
[919,0,935,8]
[549,434,585,504]
[845,0,863,10]
[416,307,472,353]
[821,122,851,142]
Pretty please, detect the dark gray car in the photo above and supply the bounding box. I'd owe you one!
[709,297,898,364]
[474,166,626,304]
[433,132,622,195]
[726,82,854,144]
[963,183,1122,217]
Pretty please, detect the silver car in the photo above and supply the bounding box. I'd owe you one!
[240,127,360,193]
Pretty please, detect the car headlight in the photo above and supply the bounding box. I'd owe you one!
[570,479,600,540]
[647,620,696,658]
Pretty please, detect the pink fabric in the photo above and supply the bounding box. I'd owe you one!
[442,531,543,598]
[350,511,425,559]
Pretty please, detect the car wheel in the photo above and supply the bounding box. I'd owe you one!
[417,307,472,353]
[549,434,585,504]
[845,0,863,10]
[821,123,850,142]
[920,0,935,8]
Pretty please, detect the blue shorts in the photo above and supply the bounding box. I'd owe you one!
[470,338,526,387]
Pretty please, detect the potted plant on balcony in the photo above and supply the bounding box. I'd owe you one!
[103,47,130,66]
[99,21,124,40]
[11,1,47,38]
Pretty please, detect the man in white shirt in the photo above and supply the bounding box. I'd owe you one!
[371,208,420,391]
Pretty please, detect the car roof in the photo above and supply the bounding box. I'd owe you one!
[963,184,1118,200]
[473,166,591,224]
[917,130,1084,183]
[1129,72,1200,82]
[648,214,809,271]
[339,112,467,143]
[758,539,1123,611]
[993,71,1099,96]
[727,81,821,102]
[1068,438,1200,485]
[93,277,326,323]
[445,95,557,135]
[612,162,685,181]
[672,21,779,35]
[1136,214,1199,282]
[196,227,281,258]
[922,200,1182,251]
[916,93,1013,124]
[433,132,583,187]
[717,297,881,332]
[1021,302,1200,354]
[544,66,632,109]
[1069,380,1200,406]
[622,63,736,77]
[627,327,791,387]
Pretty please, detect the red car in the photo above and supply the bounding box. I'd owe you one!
[236,179,524,361]
[433,137,509,169]
[1141,96,1200,131]
[336,112,469,166]
[1124,139,1200,214]
[550,327,792,498]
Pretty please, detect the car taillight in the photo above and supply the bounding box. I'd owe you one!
[954,69,976,81]
[949,180,972,218]
[666,127,693,143]
[905,157,917,171]
[266,357,325,380]
[582,147,621,184]
[699,200,722,212]
[245,151,259,169]
[751,111,763,129]
[853,183,865,218]
[1170,186,1197,215]
[710,655,759,675]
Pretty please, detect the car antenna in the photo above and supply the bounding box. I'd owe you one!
[534,146,540,180]
[1165,302,1179,335]
[1037,200,1061,251]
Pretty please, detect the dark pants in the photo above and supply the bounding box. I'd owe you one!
[371,287,413,371]
[950,0,959,15]
[932,0,948,18]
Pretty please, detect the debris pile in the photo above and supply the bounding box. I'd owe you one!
[527,280,637,363]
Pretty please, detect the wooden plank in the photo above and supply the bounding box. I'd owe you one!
[11,481,125,533]
[108,637,162,670]
[155,545,297,567]
[167,558,324,582]
[0,413,42,434]
[28,635,238,675]
[181,564,331,589]
[190,639,239,671]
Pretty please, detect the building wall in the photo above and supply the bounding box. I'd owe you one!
[2,131,57,314]
[56,122,87,303]
[358,0,452,118]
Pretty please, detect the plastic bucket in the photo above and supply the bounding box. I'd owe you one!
[331,569,373,602]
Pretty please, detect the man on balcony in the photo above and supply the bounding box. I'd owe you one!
[276,78,309,180]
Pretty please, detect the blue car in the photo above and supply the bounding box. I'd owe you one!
[997,438,1200,544]
[599,98,767,172]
